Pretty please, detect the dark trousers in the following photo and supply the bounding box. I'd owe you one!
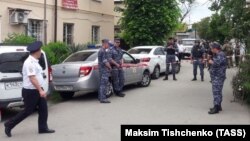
[112,68,124,94]
[193,60,204,78]
[165,55,176,76]
[5,88,48,131]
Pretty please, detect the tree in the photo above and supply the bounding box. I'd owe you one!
[121,0,181,46]
[192,17,212,40]
[179,0,197,22]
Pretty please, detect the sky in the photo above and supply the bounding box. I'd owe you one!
[183,0,213,24]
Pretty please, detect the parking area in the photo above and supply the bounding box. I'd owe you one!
[0,61,249,141]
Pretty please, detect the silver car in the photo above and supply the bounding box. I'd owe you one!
[52,49,151,99]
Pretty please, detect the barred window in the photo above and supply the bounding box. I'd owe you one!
[28,19,43,41]
[63,23,74,45]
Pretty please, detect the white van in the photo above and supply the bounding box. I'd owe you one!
[180,38,200,58]
[0,45,51,119]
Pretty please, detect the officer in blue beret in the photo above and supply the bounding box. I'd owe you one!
[4,41,55,137]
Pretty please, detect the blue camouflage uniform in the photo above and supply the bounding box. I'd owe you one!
[210,51,227,106]
[109,46,124,94]
[191,45,205,80]
[98,48,111,101]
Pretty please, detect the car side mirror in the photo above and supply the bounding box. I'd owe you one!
[135,59,140,64]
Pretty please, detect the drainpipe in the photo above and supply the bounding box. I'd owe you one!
[54,0,57,42]
[44,0,47,44]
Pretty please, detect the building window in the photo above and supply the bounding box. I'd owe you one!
[92,26,100,43]
[28,19,43,41]
[63,23,74,45]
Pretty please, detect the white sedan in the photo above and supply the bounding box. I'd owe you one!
[128,46,180,79]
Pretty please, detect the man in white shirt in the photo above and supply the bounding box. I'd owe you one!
[4,41,55,137]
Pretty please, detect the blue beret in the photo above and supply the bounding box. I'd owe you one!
[27,41,43,53]
[211,42,221,49]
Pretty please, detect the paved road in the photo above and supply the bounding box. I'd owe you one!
[0,62,249,140]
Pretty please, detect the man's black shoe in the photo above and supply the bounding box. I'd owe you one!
[208,106,219,114]
[100,100,111,103]
[210,106,222,111]
[192,78,197,81]
[116,93,125,97]
[39,129,55,134]
[163,77,168,81]
[4,122,12,137]
[173,78,177,81]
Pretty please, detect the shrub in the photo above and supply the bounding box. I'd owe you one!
[232,54,250,104]
[42,42,69,65]
[67,43,87,53]
[3,33,35,45]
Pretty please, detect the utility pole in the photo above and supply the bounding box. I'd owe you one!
[44,0,47,44]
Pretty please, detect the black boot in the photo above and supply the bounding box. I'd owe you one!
[210,105,222,111]
[192,77,197,81]
[163,75,168,81]
[208,105,220,114]
[201,76,204,81]
[173,74,177,81]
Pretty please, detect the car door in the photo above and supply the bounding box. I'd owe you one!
[153,47,166,73]
[122,52,138,84]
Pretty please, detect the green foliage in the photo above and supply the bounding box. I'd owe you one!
[121,0,181,47]
[3,33,35,45]
[193,14,232,43]
[232,55,250,104]
[42,42,69,65]
[67,44,88,53]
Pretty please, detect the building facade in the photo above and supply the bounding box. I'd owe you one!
[114,0,124,37]
[0,0,114,44]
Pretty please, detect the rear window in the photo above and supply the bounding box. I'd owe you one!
[0,52,28,73]
[0,52,47,73]
[65,52,97,62]
[128,48,152,54]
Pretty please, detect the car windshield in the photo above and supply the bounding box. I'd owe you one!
[0,52,29,73]
[65,51,97,62]
[182,40,196,46]
[128,48,152,54]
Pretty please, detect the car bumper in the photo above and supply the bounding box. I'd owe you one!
[0,98,23,108]
[52,77,98,92]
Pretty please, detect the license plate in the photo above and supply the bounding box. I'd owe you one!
[5,81,23,90]
[55,85,73,91]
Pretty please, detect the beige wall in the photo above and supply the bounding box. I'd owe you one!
[114,2,124,26]
[0,0,114,44]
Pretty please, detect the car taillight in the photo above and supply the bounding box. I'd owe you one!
[141,57,151,62]
[48,67,52,82]
[79,66,92,77]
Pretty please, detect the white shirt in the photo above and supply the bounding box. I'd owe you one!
[22,55,44,89]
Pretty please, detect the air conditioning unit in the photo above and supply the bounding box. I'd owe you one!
[10,11,28,25]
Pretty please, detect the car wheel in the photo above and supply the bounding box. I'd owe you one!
[152,66,160,79]
[139,71,151,87]
[59,92,74,100]
[106,80,114,98]
[175,63,181,74]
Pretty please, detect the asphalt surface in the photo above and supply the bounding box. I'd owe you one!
[0,61,249,141]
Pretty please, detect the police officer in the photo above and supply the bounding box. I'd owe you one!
[208,42,227,114]
[98,39,112,103]
[222,40,233,68]
[163,37,177,81]
[4,41,55,137]
[109,38,125,97]
[191,40,205,81]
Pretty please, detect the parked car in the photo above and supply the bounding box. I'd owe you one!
[0,45,51,117]
[179,38,200,58]
[128,46,180,79]
[51,49,151,100]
